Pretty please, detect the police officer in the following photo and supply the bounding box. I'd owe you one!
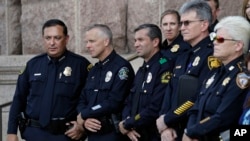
[76,24,135,141]
[118,24,173,141]
[7,19,91,141]
[160,9,190,64]
[157,0,213,140]
[183,16,250,141]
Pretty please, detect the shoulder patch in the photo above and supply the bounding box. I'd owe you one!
[161,71,172,84]
[208,56,221,70]
[134,114,140,121]
[236,72,250,89]
[159,58,167,64]
[118,67,129,80]
[19,66,26,75]
[87,64,93,71]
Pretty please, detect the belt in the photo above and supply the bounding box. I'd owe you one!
[27,119,41,128]
[26,118,70,134]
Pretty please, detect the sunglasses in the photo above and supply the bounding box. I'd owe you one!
[209,32,239,43]
[180,20,204,26]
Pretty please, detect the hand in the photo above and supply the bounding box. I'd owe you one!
[127,130,141,141]
[119,120,129,135]
[84,118,101,132]
[65,121,85,140]
[161,128,177,141]
[182,133,199,141]
[77,113,85,126]
[156,115,167,133]
[7,134,19,141]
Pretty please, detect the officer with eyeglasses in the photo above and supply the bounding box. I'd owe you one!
[183,15,250,141]
[156,0,213,140]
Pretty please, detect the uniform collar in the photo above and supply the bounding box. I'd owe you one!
[98,50,116,66]
[47,50,67,64]
[143,51,161,69]
[190,36,212,54]
[222,55,245,73]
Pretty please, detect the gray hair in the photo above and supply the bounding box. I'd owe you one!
[214,16,250,54]
[179,0,212,26]
[86,24,113,45]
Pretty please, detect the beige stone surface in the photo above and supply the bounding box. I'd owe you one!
[0,0,245,56]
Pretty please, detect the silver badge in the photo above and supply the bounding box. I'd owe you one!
[105,71,112,82]
[63,66,72,76]
[205,73,215,88]
[192,56,200,66]
[146,72,152,83]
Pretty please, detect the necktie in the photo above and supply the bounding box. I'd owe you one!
[131,64,147,116]
[39,61,57,127]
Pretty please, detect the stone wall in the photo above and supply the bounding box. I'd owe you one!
[0,0,244,56]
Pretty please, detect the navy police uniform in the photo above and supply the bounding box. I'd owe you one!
[161,34,190,64]
[7,50,91,141]
[160,36,213,141]
[77,50,135,141]
[185,56,249,140]
[122,52,173,141]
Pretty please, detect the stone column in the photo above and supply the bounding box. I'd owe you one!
[0,0,22,55]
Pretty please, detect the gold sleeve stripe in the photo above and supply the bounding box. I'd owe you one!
[174,101,194,115]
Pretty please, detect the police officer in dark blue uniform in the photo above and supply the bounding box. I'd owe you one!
[160,9,190,64]
[118,24,173,141]
[76,24,135,141]
[157,1,213,141]
[7,19,91,141]
[183,16,250,141]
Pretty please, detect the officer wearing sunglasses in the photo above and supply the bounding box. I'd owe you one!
[183,16,250,141]
[157,0,213,140]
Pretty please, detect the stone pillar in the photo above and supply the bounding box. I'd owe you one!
[0,0,22,55]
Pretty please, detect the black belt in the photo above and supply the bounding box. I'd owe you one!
[26,118,70,134]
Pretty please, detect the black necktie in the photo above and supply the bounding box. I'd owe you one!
[131,64,147,116]
[39,61,57,127]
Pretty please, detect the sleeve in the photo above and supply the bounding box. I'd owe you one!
[7,64,30,134]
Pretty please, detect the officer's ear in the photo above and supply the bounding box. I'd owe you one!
[201,20,209,32]
[103,38,110,47]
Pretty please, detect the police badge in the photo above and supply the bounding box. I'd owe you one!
[63,66,72,76]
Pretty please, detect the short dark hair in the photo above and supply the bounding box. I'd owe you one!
[134,24,162,48]
[42,19,68,36]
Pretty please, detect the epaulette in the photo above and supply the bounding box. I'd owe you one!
[207,56,222,70]
[19,65,26,75]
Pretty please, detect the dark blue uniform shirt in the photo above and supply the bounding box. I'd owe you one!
[161,36,213,125]
[77,50,135,119]
[186,56,249,138]
[122,52,173,131]
[7,50,91,134]
[161,34,190,64]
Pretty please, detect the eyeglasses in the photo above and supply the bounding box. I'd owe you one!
[209,32,239,43]
[180,20,204,26]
